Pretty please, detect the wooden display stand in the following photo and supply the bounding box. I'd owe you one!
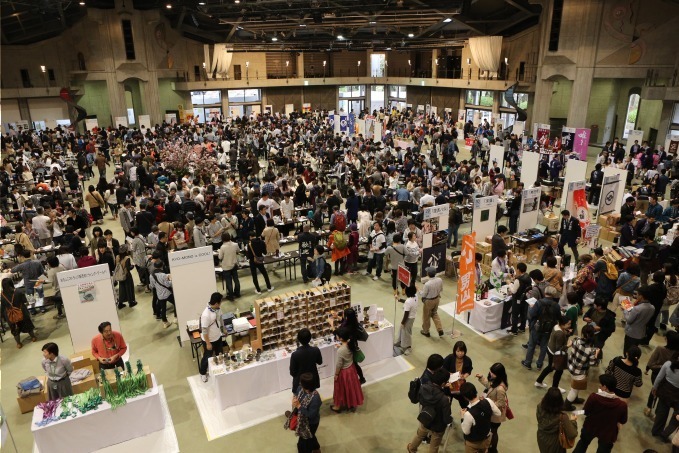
[254,281,351,351]
[98,366,153,397]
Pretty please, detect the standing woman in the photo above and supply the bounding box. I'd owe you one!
[104,183,118,220]
[535,316,572,392]
[644,331,679,418]
[337,308,367,384]
[115,245,137,309]
[330,327,364,413]
[89,226,104,258]
[605,345,643,400]
[442,341,474,410]
[563,325,600,411]
[536,388,578,452]
[1,277,37,348]
[85,185,105,224]
[652,356,679,439]
[289,372,322,453]
[475,363,508,453]
[97,239,115,275]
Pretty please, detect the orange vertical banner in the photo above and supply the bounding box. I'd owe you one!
[456,232,477,314]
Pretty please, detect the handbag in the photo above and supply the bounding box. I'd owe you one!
[354,349,365,363]
[283,409,298,431]
[357,325,369,342]
[2,292,23,324]
[553,352,567,371]
[581,277,597,293]
[558,413,575,449]
[570,374,588,391]
[504,391,514,420]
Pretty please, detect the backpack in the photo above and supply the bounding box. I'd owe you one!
[601,259,618,281]
[113,257,129,282]
[333,231,347,250]
[417,404,437,428]
[538,300,558,334]
[2,292,23,324]
[408,377,421,404]
[333,211,347,232]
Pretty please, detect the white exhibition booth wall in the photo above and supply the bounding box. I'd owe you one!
[521,151,541,188]
[472,196,499,241]
[518,187,542,232]
[169,246,217,343]
[626,129,643,147]
[513,120,525,138]
[56,264,121,353]
[560,159,588,209]
[600,167,628,215]
[489,145,504,170]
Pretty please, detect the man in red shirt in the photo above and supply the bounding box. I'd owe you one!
[91,321,127,369]
[573,374,628,453]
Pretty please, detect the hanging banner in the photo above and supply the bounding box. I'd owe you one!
[567,180,590,234]
[348,113,355,136]
[573,128,591,160]
[534,123,550,147]
[513,120,525,138]
[421,242,446,277]
[561,127,575,152]
[599,174,621,215]
[340,113,348,133]
[457,232,477,314]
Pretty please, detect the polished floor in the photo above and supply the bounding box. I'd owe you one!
[0,143,669,453]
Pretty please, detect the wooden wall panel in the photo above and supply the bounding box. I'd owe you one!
[303,86,336,111]
[265,86,303,113]
[266,52,298,79]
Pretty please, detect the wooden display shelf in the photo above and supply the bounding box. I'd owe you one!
[254,281,352,350]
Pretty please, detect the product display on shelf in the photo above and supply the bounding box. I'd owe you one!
[255,281,352,351]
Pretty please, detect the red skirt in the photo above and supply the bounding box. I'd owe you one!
[333,363,364,409]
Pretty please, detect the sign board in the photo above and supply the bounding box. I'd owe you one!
[137,114,151,129]
[57,265,112,288]
[534,123,550,147]
[561,127,575,152]
[397,265,411,286]
[421,243,446,278]
[521,151,541,188]
[165,113,177,124]
[567,180,590,234]
[456,232,477,314]
[573,128,591,160]
[424,204,450,220]
[489,145,505,170]
[472,196,499,241]
[513,120,525,138]
[599,174,621,215]
[84,118,99,132]
[518,187,541,233]
[114,116,128,128]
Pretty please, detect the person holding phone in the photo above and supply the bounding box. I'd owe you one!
[91,321,127,369]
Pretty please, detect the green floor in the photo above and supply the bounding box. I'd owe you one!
[1,144,669,452]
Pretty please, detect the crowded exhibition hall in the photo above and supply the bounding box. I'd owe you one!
[3,0,679,451]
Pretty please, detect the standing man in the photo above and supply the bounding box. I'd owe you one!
[572,374,627,453]
[289,328,322,393]
[558,210,581,262]
[199,293,225,383]
[522,286,561,370]
[206,215,224,251]
[419,267,444,338]
[506,262,532,335]
[406,369,452,453]
[91,321,127,369]
[218,233,241,301]
[41,342,74,401]
[588,164,604,205]
[622,286,655,352]
[298,224,318,284]
[363,222,386,281]
[460,382,501,452]
[394,285,419,356]
[491,225,509,260]
[119,200,135,238]
[32,207,52,247]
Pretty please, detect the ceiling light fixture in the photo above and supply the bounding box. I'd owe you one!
[271,36,278,41]
[407,33,414,38]
[166,3,172,8]
[79,1,85,4]
[443,18,452,23]
[386,47,391,50]
[369,20,376,24]
[235,0,240,3]
[299,23,306,27]
[198,2,205,5]
[337,34,344,40]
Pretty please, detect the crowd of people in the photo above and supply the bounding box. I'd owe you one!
[2,107,679,453]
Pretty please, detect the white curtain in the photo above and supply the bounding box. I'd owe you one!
[469,36,503,73]
[211,44,233,79]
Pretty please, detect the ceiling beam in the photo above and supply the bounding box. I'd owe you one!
[503,0,534,14]
[56,1,66,29]
[175,7,186,29]
[489,13,534,34]
[179,24,225,43]
[225,18,243,42]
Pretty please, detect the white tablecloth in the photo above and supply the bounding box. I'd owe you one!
[32,376,164,453]
[394,139,416,149]
[210,324,394,410]
[469,299,505,333]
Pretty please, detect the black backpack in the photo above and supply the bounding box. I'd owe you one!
[417,404,436,428]
[408,377,421,404]
[538,300,558,334]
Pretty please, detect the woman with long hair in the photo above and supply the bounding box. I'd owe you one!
[605,345,643,400]
[536,387,578,452]
[563,325,600,411]
[115,244,137,309]
[0,277,37,348]
[85,185,105,224]
[330,327,364,413]
[338,308,366,384]
[475,363,508,453]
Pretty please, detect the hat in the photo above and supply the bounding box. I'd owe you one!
[544,286,559,298]
[426,266,437,277]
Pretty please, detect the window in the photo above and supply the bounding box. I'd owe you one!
[191,91,221,105]
[549,0,565,52]
[370,85,385,113]
[672,102,679,125]
[227,89,261,103]
[370,53,386,77]
[623,93,641,139]
[389,85,407,99]
[338,85,365,98]
[20,69,31,88]
[121,20,135,60]
[501,93,529,110]
[466,90,494,107]
[47,69,55,82]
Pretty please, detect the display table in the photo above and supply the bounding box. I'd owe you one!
[209,323,394,411]
[468,289,511,334]
[394,139,416,149]
[32,375,164,453]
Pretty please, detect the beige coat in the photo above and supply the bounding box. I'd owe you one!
[262,226,280,254]
[478,376,507,423]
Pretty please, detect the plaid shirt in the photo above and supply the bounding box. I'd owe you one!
[261,182,276,197]
[567,337,598,376]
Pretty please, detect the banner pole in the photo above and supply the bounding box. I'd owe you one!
[450,298,462,339]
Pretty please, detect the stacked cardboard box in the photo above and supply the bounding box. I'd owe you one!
[476,242,492,255]
[540,213,559,232]
[70,350,99,374]
[71,365,98,395]
[483,253,492,266]
[17,376,47,414]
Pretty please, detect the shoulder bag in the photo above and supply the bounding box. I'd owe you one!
[113,257,129,282]
[558,413,575,449]
[249,241,264,264]
[2,292,23,324]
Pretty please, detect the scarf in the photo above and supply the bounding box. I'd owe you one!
[295,389,317,439]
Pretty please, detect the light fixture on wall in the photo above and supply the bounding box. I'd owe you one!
[246,61,250,84]
[357,60,361,81]
[40,65,46,73]
[286,60,290,82]
[323,60,326,82]
[467,58,471,85]
[408,59,412,82]
[504,57,509,86]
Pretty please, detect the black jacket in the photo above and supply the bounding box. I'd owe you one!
[559,217,581,247]
[247,238,267,261]
[442,354,473,376]
[540,243,565,265]
[417,383,453,433]
[254,214,267,237]
[289,345,323,392]
[619,223,636,247]
[583,307,616,342]
[98,250,115,275]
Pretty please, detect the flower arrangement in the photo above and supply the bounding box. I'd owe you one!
[160,141,217,177]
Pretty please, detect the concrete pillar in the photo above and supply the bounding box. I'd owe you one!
[106,73,126,124]
[531,77,553,125]
[567,67,594,128]
[432,49,439,79]
[658,100,675,144]
[602,79,621,143]
[296,52,304,78]
[143,75,162,126]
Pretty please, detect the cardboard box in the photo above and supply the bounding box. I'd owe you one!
[99,366,152,398]
[483,252,492,266]
[476,242,492,254]
[540,215,559,232]
[608,230,621,243]
[598,227,610,239]
[17,376,47,414]
[598,215,610,227]
[70,350,99,375]
[608,213,621,226]
[71,365,97,395]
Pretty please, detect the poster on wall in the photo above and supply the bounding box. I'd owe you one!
[573,128,591,160]
[114,116,128,128]
[77,282,96,303]
[472,195,499,241]
[513,120,525,138]
[561,127,575,152]
[535,123,550,147]
[421,243,446,277]
[626,130,644,147]
[567,180,590,233]
[164,113,177,124]
[458,109,466,123]
[138,115,150,130]
[599,174,621,215]
[457,232,477,314]
[302,103,311,113]
[84,118,99,132]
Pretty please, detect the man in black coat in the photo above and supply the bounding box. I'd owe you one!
[254,205,268,237]
[559,209,581,262]
[135,204,155,237]
[289,328,322,393]
[491,225,509,259]
[540,237,565,266]
[588,164,604,205]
